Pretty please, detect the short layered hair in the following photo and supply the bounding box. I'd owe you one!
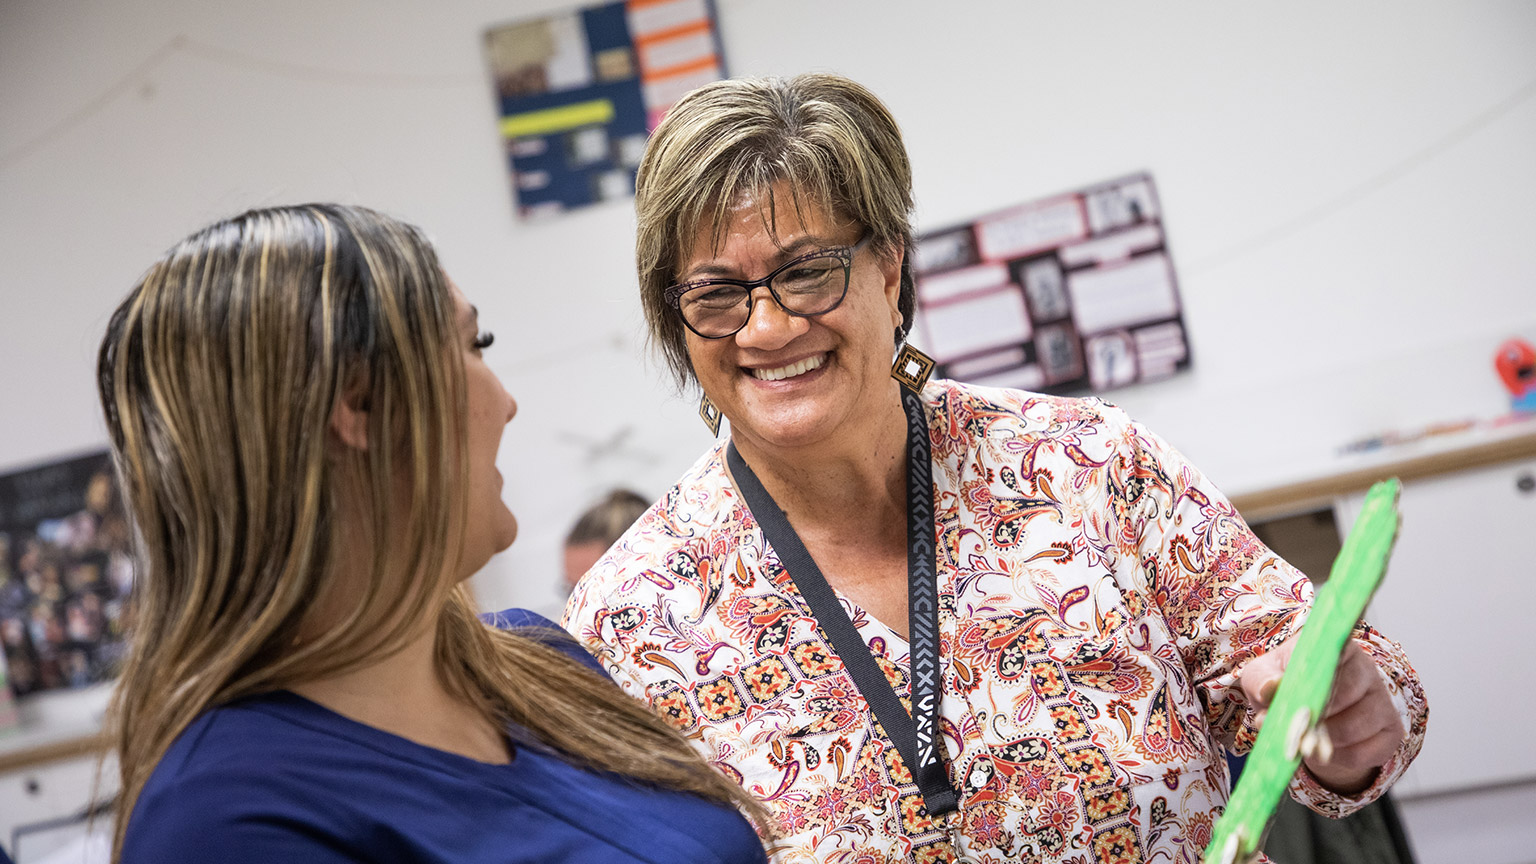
[635,73,916,387]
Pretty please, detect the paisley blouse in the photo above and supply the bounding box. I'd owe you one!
[565,380,1427,864]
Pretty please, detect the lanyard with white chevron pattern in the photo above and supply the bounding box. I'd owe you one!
[726,382,959,817]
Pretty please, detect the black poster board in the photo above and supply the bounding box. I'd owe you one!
[0,452,131,698]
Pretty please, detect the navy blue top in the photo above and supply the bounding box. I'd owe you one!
[121,610,766,864]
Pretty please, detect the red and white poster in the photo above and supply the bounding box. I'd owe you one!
[912,173,1190,394]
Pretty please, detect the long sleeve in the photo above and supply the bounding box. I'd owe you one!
[1105,409,1427,815]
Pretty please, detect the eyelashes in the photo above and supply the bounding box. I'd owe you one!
[473,331,495,351]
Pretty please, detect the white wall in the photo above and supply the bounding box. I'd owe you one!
[3,0,1533,620]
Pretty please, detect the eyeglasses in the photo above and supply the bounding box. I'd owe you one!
[664,235,871,339]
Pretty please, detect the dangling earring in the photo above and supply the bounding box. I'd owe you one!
[698,393,723,436]
[891,341,935,392]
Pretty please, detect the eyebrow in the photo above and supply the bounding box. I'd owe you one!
[679,235,840,281]
[458,304,480,328]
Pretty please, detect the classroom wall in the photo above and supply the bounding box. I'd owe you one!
[2,0,1532,620]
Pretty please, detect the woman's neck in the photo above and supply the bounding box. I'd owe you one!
[290,613,512,765]
[729,390,910,538]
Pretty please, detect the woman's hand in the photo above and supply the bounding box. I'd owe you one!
[1239,634,1406,795]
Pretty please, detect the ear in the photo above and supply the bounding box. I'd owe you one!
[329,385,370,452]
[880,240,905,331]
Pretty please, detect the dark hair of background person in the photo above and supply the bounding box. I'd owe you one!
[563,489,650,593]
[565,489,650,547]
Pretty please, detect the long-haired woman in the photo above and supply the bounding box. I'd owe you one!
[99,204,768,863]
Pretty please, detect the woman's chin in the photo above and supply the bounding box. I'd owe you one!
[453,515,517,582]
[729,394,851,451]
[496,512,519,551]
[732,419,840,455]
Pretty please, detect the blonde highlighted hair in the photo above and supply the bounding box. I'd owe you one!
[635,73,917,387]
[97,204,765,859]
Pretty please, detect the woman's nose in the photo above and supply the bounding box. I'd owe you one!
[735,288,807,349]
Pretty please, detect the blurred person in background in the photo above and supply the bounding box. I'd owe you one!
[563,488,650,596]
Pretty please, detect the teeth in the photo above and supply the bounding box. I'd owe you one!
[751,354,826,381]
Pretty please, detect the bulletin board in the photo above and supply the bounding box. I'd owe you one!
[0,644,15,732]
[485,0,725,220]
[0,452,132,698]
[911,173,1191,394]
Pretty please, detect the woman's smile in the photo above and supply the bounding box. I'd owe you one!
[746,352,828,382]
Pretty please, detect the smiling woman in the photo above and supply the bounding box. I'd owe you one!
[564,74,1428,864]
[673,188,904,458]
[97,204,769,863]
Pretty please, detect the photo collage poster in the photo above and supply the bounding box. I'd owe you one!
[0,451,133,699]
[0,642,14,732]
[911,173,1191,394]
[486,0,724,220]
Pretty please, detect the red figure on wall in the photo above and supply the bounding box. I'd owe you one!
[1495,337,1536,413]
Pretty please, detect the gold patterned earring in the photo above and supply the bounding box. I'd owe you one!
[698,393,723,436]
[891,342,935,391]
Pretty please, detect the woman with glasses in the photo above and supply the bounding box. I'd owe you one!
[100,204,769,863]
[565,74,1426,864]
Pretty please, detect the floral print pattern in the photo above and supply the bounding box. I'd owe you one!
[566,380,1427,864]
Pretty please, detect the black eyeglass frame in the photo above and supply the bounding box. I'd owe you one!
[663,235,873,339]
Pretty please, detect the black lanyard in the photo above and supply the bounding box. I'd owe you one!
[725,384,959,817]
